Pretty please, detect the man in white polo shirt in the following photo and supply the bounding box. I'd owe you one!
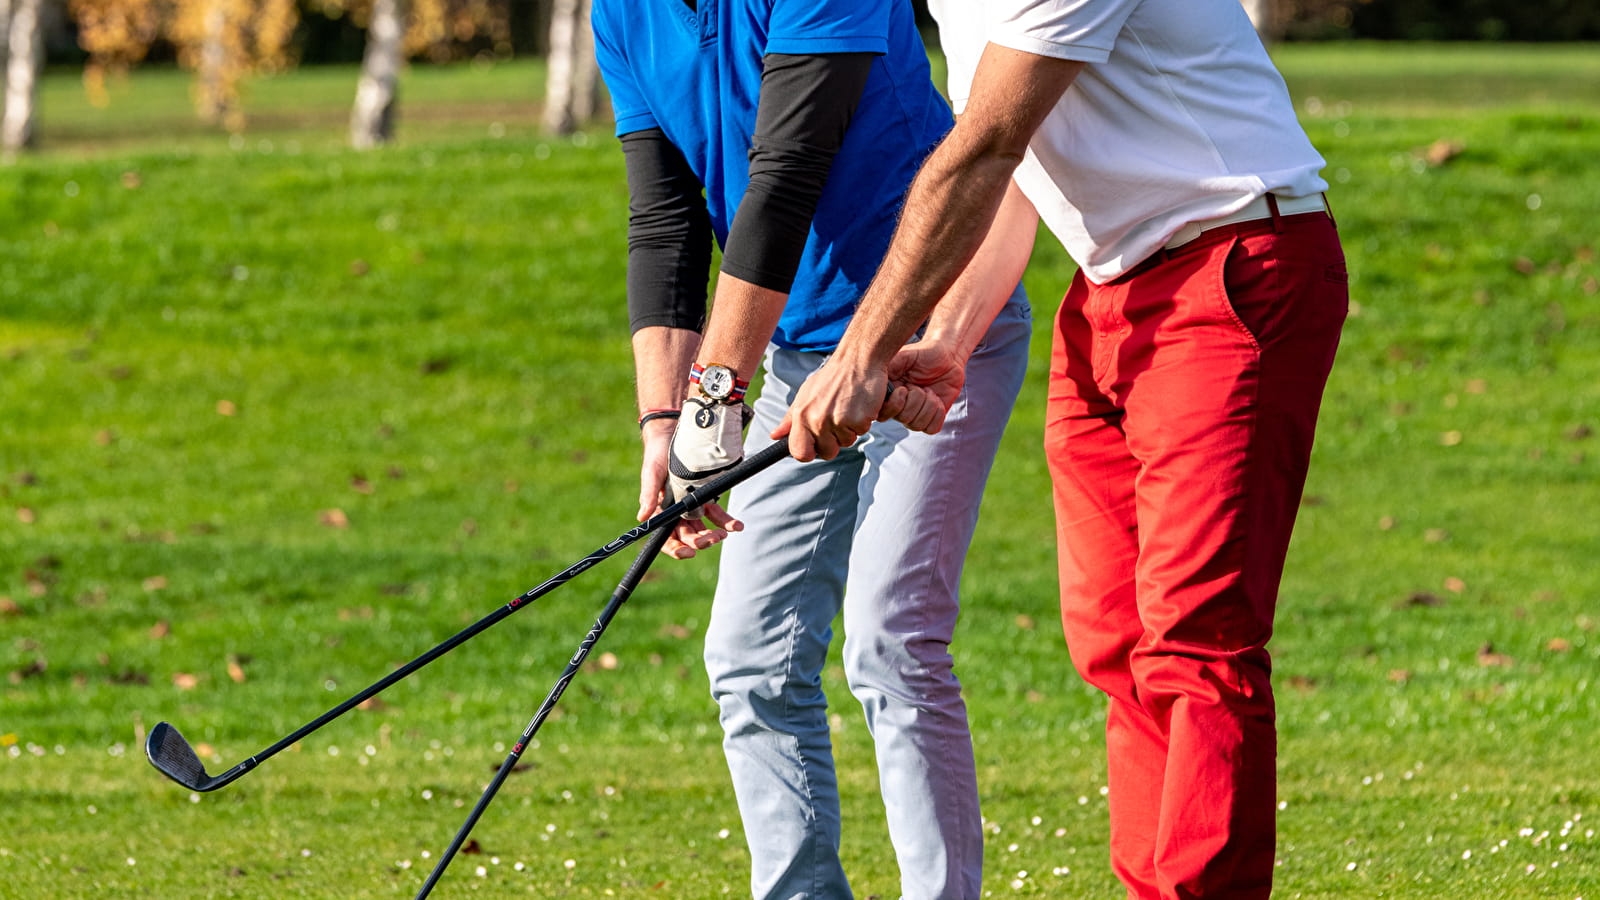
[775,1,1349,897]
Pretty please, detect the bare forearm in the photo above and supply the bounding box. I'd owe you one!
[696,272,788,380]
[632,326,701,413]
[829,139,1021,370]
[919,178,1038,359]
[828,44,1084,371]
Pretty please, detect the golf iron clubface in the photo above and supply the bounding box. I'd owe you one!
[145,440,791,793]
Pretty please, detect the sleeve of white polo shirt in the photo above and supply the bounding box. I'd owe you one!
[986,0,1138,61]
[932,0,1139,113]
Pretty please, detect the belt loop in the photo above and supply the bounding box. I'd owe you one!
[1265,192,1284,233]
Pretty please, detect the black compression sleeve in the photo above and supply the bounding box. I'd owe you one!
[620,127,713,334]
[719,53,875,294]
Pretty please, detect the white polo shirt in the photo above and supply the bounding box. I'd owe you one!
[929,0,1329,284]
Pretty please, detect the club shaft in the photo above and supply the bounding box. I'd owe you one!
[414,524,674,898]
[175,441,790,791]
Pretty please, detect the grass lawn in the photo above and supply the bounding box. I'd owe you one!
[3,43,1598,898]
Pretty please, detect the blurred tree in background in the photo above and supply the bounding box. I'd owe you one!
[1,0,1595,160]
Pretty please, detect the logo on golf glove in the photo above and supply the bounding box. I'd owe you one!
[668,396,752,512]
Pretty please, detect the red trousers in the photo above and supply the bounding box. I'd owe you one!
[1045,210,1348,899]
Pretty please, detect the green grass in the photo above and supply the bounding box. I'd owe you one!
[3,44,1599,898]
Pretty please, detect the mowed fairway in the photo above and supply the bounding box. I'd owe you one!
[2,44,1597,898]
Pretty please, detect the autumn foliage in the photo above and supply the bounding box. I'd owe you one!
[66,0,514,131]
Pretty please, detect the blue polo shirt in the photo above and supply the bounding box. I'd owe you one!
[593,0,953,352]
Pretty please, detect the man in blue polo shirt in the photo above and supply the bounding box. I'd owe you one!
[592,1,1035,896]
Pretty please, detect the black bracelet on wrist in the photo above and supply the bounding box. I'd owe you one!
[638,409,682,431]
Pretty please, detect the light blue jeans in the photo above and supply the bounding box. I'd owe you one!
[705,289,1031,900]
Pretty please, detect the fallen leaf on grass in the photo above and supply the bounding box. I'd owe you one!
[16,507,35,524]
[1565,424,1593,441]
[216,400,237,416]
[319,508,350,529]
[1015,614,1035,630]
[173,672,201,690]
[149,620,170,639]
[0,597,20,616]
[143,575,168,592]
[1286,675,1318,694]
[598,652,619,670]
[1401,592,1445,608]
[1545,638,1572,653]
[357,697,389,711]
[1443,577,1466,593]
[9,659,46,684]
[350,475,374,495]
[1422,139,1464,167]
[1387,669,1411,683]
[461,840,482,855]
[1475,643,1514,668]
[226,654,248,683]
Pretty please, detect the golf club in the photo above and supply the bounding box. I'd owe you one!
[146,439,791,793]
[413,520,674,898]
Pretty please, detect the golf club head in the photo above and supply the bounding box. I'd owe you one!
[146,722,220,791]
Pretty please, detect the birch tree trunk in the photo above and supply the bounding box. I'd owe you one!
[542,0,598,136]
[1241,0,1276,46]
[0,0,13,76]
[197,0,233,127]
[349,0,404,149]
[2,0,42,159]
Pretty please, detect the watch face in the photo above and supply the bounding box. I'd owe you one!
[701,365,736,401]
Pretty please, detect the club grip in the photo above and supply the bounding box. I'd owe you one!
[659,440,790,521]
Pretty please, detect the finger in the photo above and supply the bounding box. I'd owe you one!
[701,502,744,533]
[665,532,696,559]
[787,421,819,462]
[878,384,906,422]
[771,413,792,439]
[812,430,843,462]
[898,389,932,432]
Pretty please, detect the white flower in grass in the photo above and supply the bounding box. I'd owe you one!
[564,859,576,870]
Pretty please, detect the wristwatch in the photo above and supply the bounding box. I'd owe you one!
[690,363,748,404]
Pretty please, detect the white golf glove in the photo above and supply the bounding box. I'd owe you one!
[668,396,751,513]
